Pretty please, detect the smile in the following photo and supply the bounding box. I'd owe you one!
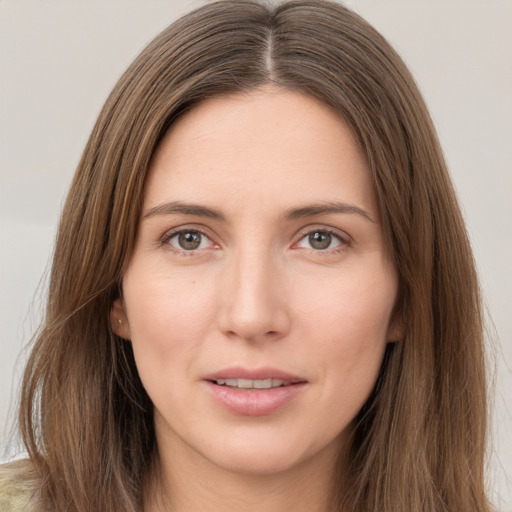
[204,368,307,416]
[213,378,292,389]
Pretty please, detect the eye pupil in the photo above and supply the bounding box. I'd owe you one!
[178,231,202,250]
[309,232,331,250]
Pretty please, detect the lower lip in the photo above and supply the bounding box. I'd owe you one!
[204,381,307,416]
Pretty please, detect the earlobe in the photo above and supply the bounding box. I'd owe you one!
[110,298,131,340]
[386,319,404,343]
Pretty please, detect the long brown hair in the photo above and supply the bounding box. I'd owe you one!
[19,1,492,510]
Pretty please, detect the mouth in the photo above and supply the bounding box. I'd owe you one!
[204,371,307,416]
[204,367,307,389]
[210,378,295,390]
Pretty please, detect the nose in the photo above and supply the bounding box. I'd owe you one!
[217,248,291,343]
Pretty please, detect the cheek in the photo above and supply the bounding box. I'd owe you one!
[315,294,392,435]
[295,264,396,390]
[122,268,218,373]
[298,267,396,341]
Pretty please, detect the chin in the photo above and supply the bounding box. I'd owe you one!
[196,427,345,478]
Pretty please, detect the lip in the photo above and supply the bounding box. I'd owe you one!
[203,367,306,383]
[203,367,308,416]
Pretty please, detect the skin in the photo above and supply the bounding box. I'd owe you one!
[112,87,399,512]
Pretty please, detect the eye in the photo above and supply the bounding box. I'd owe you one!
[165,230,213,252]
[295,229,346,251]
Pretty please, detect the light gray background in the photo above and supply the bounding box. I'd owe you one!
[1,0,511,509]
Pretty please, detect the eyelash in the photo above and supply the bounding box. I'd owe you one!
[293,227,352,254]
[160,226,352,256]
[161,228,215,256]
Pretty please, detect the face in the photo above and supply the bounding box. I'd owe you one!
[113,87,398,478]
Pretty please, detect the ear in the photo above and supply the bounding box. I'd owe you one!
[386,317,404,343]
[110,298,131,340]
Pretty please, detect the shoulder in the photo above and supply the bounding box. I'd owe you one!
[0,459,39,512]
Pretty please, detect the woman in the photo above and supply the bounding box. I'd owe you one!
[0,0,492,511]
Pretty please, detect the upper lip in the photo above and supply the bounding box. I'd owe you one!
[203,367,307,383]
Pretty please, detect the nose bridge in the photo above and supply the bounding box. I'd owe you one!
[219,242,289,341]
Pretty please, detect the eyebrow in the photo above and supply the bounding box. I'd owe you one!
[143,201,226,221]
[143,200,374,223]
[284,202,375,223]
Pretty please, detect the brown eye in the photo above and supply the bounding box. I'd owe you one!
[295,229,345,252]
[168,230,211,251]
[308,232,332,250]
[179,232,202,250]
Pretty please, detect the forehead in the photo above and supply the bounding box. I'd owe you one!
[144,87,376,216]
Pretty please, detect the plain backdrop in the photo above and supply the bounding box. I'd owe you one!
[1,0,511,509]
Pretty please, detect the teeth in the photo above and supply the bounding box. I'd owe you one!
[238,378,254,389]
[254,379,272,389]
[214,378,290,389]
